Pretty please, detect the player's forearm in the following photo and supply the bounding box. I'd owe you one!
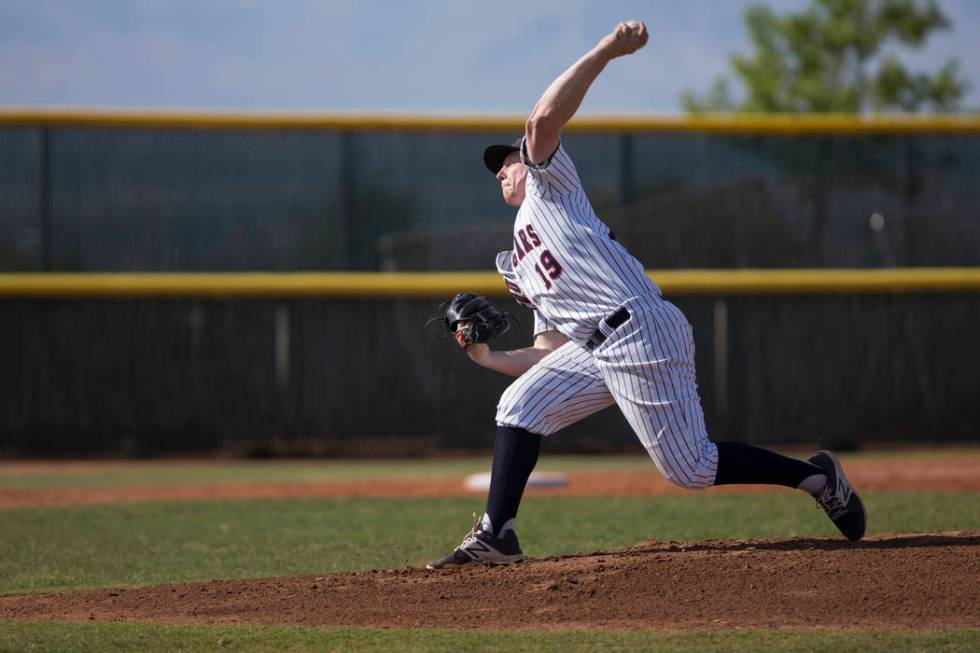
[527,46,611,141]
[489,347,552,377]
[468,346,552,378]
[525,21,648,164]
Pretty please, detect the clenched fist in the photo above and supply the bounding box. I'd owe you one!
[598,20,648,59]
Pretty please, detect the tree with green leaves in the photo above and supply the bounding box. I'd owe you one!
[682,0,966,113]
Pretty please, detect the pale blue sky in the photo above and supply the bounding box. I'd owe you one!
[1,0,978,112]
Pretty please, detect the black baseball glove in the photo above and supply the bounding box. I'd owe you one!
[443,292,511,347]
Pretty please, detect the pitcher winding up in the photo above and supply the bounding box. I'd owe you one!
[428,20,866,569]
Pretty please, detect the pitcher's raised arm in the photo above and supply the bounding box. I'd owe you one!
[524,21,648,165]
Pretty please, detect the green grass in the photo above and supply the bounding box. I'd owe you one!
[0,622,978,653]
[1,492,976,596]
[1,465,977,652]
[0,456,660,490]
[1,448,976,489]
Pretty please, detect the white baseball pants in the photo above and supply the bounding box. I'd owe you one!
[496,295,718,489]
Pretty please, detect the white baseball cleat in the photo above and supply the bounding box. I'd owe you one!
[426,516,524,570]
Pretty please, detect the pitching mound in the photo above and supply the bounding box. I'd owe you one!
[2,530,977,631]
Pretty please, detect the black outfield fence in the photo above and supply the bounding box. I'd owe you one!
[2,289,978,456]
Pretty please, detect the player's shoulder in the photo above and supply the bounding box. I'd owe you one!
[520,138,581,200]
[520,136,574,172]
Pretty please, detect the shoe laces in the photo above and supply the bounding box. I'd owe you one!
[458,512,483,548]
[815,487,847,519]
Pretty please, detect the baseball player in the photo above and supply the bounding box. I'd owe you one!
[427,21,866,569]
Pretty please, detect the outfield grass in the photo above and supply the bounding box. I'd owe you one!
[0,455,650,489]
[1,491,976,596]
[2,456,977,652]
[0,621,978,653]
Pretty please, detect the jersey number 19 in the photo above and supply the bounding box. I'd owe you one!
[534,250,563,289]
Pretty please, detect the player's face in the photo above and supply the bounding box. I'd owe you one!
[496,152,527,207]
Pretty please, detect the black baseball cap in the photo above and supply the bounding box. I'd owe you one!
[483,137,523,174]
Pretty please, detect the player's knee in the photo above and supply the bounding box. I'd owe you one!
[495,390,552,434]
[494,409,553,437]
[656,456,715,490]
[496,389,542,433]
[495,395,520,427]
[667,472,712,490]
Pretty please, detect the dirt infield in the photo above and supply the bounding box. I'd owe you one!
[1,530,977,630]
[1,456,979,509]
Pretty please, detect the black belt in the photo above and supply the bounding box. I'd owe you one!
[586,307,631,350]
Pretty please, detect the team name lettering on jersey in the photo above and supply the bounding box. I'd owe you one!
[513,223,545,262]
[512,223,565,290]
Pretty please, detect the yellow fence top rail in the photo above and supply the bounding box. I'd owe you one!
[2,108,980,134]
[1,268,978,298]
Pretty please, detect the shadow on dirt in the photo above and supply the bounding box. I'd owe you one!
[559,531,980,559]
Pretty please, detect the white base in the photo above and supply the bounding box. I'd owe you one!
[463,471,569,491]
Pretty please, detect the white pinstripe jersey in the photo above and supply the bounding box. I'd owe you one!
[495,138,660,342]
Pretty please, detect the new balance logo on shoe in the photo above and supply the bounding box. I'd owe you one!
[427,516,524,570]
[808,450,867,541]
[464,540,494,560]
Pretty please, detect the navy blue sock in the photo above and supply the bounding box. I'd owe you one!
[484,425,542,536]
[714,442,823,488]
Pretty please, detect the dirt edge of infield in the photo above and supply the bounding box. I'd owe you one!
[1,530,977,631]
[2,456,979,508]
